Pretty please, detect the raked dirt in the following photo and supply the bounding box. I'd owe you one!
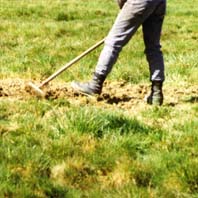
[0,78,197,110]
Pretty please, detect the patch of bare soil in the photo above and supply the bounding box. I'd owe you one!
[0,78,197,110]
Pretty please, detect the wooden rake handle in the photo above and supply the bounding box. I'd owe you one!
[39,38,105,88]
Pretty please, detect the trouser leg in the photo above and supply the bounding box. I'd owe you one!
[143,0,166,82]
[95,0,160,77]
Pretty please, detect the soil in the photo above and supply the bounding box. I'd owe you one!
[0,78,197,110]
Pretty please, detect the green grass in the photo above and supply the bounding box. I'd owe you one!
[0,0,198,197]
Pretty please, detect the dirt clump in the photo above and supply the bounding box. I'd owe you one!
[0,78,26,98]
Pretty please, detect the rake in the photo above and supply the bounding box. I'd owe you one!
[28,38,105,97]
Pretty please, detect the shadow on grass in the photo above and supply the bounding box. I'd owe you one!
[65,107,162,139]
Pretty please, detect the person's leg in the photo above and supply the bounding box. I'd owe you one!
[143,0,166,82]
[72,0,159,95]
[95,0,159,77]
[142,0,166,105]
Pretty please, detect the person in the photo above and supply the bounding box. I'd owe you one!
[71,0,166,106]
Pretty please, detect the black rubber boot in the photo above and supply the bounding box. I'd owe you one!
[71,73,106,96]
[146,81,163,106]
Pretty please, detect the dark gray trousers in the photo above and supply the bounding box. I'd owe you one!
[95,0,166,82]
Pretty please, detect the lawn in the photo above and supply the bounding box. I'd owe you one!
[0,0,198,197]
